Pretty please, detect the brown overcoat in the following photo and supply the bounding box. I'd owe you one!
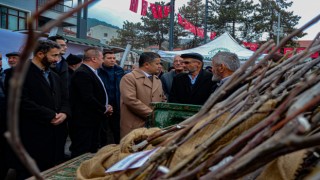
[120,69,165,138]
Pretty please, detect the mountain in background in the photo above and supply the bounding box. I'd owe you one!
[87,18,120,30]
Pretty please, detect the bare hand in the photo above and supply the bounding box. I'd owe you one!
[51,113,67,125]
[105,105,113,116]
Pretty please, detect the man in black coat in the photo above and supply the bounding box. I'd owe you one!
[48,35,69,95]
[98,51,124,144]
[6,40,70,179]
[169,53,215,105]
[69,47,112,158]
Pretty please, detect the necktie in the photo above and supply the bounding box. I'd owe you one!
[42,70,51,86]
[148,75,153,82]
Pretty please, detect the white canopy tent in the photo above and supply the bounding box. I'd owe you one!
[158,32,261,64]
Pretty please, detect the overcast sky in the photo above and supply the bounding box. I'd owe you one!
[88,0,319,40]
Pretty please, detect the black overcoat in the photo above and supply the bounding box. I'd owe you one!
[8,62,70,172]
[169,70,215,105]
[69,64,107,156]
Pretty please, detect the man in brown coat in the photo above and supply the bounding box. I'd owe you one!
[120,52,166,138]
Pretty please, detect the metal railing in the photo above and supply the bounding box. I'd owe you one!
[38,0,75,16]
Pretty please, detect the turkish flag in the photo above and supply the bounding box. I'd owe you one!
[184,20,191,30]
[141,0,148,16]
[243,41,249,47]
[311,52,319,59]
[210,32,217,40]
[283,47,294,58]
[129,0,139,13]
[197,27,204,38]
[164,5,170,18]
[296,47,305,54]
[157,5,163,19]
[178,14,184,25]
[190,24,196,34]
[250,43,258,51]
[150,3,158,19]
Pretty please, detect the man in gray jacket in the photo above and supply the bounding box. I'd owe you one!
[160,55,184,99]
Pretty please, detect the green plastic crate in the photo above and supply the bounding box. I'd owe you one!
[148,102,202,128]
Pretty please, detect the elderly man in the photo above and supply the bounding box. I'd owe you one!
[120,52,166,138]
[169,53,214,105]
[6,51,20,68]
[160,55,184,99]
[211,51,240,87]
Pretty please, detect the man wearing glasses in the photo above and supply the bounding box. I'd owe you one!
[169,53,214,105]
[160,55,184,99]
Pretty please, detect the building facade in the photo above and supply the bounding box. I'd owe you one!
[88,25,119,45]
[0,0,76,31]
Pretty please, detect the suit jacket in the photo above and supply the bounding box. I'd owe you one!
[10,62,70,171]
[69,64,107,127]
[160,70,177,99]
[98,65,124,112]
[169,69,214,105]
[120,69,165,138]
[51,57,69,96]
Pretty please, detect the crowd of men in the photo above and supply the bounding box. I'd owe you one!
[0,36,240,179]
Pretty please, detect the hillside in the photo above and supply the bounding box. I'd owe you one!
[87,18,120,30]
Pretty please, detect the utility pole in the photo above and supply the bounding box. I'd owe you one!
[169,0,175,50]
[77,0,88,39]
[204,0,208,43]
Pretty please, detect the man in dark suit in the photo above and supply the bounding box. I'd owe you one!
[6,40,70,179]
[98,51,124,144]
[69,47,112,158]
[48,35,69,95]
[169,53,215,105]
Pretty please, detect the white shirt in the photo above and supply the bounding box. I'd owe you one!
[83,64,108,106]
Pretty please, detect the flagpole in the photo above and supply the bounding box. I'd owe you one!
[169,0,175,51]
[204,0,208,43]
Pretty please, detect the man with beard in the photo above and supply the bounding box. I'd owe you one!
[48,35,69,94]
[6,40,70,179]
[211,52,240,99]
[120,52,166,138]
[169,53,214,105]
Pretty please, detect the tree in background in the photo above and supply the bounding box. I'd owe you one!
[208,0,259,42]
[111,1,187,50]
[207,0,301,45]
[178,0,205,48]
[254,0,302,46]
[111,0,302,50]
[109,21,145,49]
[140,2,170,50]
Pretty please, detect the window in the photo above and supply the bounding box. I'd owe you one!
[0,6,27,31]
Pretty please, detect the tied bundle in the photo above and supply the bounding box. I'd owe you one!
[78,14,320,180]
